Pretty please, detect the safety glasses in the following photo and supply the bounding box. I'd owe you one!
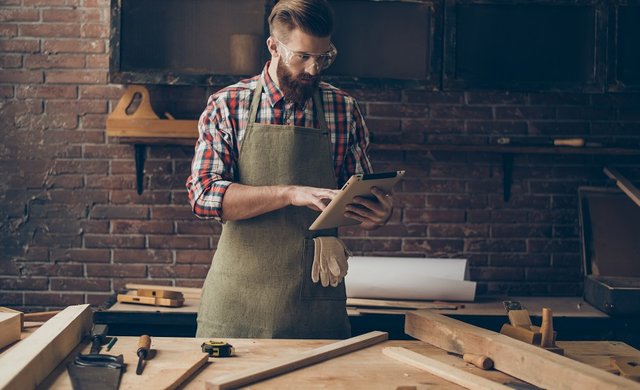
[274,36,337,71]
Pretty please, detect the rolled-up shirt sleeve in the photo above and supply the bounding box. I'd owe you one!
[186,94,236,221]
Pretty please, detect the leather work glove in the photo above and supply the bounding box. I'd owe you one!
[311,237,351,287]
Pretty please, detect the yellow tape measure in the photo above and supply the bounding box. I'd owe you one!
[201,340,234,357]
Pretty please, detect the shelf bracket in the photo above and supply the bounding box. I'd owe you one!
[502,153,514,202]
[134,144,146,195]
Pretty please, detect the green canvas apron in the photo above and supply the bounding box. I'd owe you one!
[196,80,351,339]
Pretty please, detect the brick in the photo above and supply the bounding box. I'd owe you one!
[87,294,112,306]
[86,54,108,68]
[85,175,137,190]
[404,90,464,104]
[489,254,549,267]
[552,226,578,239]
[557,107,616,121]
[20,23,81,38]
[486,282,549,296]
[84,0,109,6]
[528,239,580,253]
[0,54,21,68]
[403,179,465,193]
[528,121,589,136]
[176,250,214,264]
[465,91,527,105]
[175,280,205,288]
[431,106,493,120]
[470,267,524,281]
[495,106,555,120]
[111,190,171,205]
[0,70,43,84]
[81,114,107,129]
[175,221,220,235]
[0,278,48,290]
[0,39,39,53]
[83,144,131,159]
[112,220,174,234]
[0,24,18,37]
[111,160,171,175]
[402,239,464,253]
[430,163,490,178]
[80,85,123,99]
[22,247,50,262]
[151,206,194,220]
[25,293,84,306]
[50,248,110,263]
[427,194,487,209]
[529,93,589,106]
[466,120,527,135]
[552,253,581,268]
[48,189,108,204]
[491,224,551,238]
[113,249,173,264]
[526,267,581,282]
[81,23,108,38]
[367,103,429,118]
[53,160,108,174]
[23,0,67,5]
[42,8,102,23]
[464,239,526,252]
[51,278,110,291]
[341,238,402,253]
[51,130,104,144]
[148,235,210,249]
[46,70,107,84]
[404,209,466,223]
[16,85,77,99]
[91,205,148,219]
[86,264,147,277]
[149,175,187,190]
[428,224,487,238]
[23,263,84,277]
[43,39,105,54]
[345,88,401,102]
[46,100,107,116]
[0,8,39,22]
[0,86,14,97]
[0,293,22,305]
[591,93,640,108]
[85,234,145,249]
[24,54,85,69]
[148,265,209,278]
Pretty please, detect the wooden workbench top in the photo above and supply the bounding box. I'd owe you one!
[41,336,636,389]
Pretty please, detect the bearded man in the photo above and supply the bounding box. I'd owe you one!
[187,0,393,339]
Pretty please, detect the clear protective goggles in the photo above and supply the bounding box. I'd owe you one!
[274,36,338,71]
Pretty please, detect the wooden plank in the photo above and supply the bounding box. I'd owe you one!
[405,310,639,389]
[125,283,202,299]
[604,167,640,207]
[383,347,510,390]
[206,331,389,390]
[346,298,458,310]
[0,312,21,349]
[0,304,92,389]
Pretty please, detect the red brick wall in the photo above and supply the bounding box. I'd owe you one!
[1,1,639,310]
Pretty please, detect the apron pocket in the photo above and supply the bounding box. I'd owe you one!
[300,238,347,301]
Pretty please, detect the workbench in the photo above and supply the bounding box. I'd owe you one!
[38,335,640,389]
[96,295,640,348]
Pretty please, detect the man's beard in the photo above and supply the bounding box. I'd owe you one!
[277,57,320,107]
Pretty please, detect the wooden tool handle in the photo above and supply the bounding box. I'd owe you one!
[137,334,151,355]
[554,138,585,147]
[463,353,494,370]
[540,308,555,348]
[23,310,61,322]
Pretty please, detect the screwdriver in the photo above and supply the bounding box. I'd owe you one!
[135,335,151,375]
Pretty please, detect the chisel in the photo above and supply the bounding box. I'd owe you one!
[89,324,109,354]
[136,335,151,375]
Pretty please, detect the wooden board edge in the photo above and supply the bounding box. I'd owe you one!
[405,310,639,389]
[166,353,209,390]
[0,304,92,389]
[205,331,388,390]
[382,347,511,390]
[124,283,202,299]
[0,312,22,349]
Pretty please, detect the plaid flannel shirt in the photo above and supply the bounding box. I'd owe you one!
[186,62,372,221]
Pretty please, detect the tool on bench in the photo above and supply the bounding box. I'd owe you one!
[105,336,118,352]
[90,324,109,354]
[500,301,563,355]
[67,325,125,390]
[117,288,184,308]
[201,340,235,357]
[136,335,152,375]
[610,356,640,382]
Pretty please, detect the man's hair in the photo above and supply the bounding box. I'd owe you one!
[268,0,334,40]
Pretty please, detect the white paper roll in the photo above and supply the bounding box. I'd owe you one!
[345,256,476,301]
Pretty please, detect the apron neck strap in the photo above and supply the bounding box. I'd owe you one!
[248,79,328,131]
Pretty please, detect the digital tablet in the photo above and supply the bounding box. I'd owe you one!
[309,170,405,230]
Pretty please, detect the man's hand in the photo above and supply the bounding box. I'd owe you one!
[343,186,393,230]
[286,186,339,212]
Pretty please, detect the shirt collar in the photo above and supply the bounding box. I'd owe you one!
[260,61,285,107]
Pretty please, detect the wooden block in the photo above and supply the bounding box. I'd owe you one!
[125,283,202,300]
[0,312,21,349]
[383,347,510,390]
[0,307,24,329]
[500,323,541,345]
[507,309,532,328]
[405,310,638,389]
[136,289,184,300]
[206,331,388,390]
[463,353,494,370]
[117,294,184,307]
[0,305,92,389]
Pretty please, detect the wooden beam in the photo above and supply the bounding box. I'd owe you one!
[0,304,92,389]
[383,347,510,390]
[405,310,638,389]
[346,298,458,310]
[125,283,202,299]
[206,331,388,390]
[0,312,21,349]
[604,167,640,207]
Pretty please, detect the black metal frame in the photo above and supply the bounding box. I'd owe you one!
[607,0,640,92]
[442,0,607,92]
